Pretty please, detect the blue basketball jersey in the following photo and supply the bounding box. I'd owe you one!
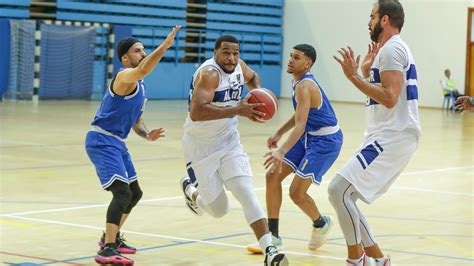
[292,72,338,133]
[91,72,147,140]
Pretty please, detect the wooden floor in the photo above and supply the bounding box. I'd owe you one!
[0,99,473,265]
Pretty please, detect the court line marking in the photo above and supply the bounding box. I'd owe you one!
[3,165,474,218]
[4,215,346,262]
[1,165,472,217]
[0,251,84,265]
[4,215,472,263]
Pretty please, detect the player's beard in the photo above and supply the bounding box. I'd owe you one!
[370,20,383,42]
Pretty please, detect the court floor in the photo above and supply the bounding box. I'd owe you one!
[0,99,473,265]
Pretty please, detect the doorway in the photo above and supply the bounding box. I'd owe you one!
[465,8,474,95]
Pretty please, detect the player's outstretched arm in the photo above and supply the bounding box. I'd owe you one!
[239,60,261,90]
[133,117,165,141]
[117,26,181,86]
[189,67,265,121]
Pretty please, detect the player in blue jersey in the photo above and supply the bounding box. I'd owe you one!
[246,44,343,254]
[85,26,181,265]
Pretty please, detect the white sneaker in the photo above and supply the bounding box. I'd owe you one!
[246,235,283,254]
[179,176,203,216]
[346,253,368,266]
[373,255,391,266]
[264,246,288,266]
[308,215,333,250]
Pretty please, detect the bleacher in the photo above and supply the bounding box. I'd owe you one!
[0,0,30,19]
[1,0,284,99]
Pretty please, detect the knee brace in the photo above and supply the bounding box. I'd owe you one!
[124,181,143,214]
[226,176,265,225]
[106,181,132,225]
[205,190,229,218]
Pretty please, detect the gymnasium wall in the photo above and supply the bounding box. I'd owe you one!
[0,0,285,100]
[282,0,470,108]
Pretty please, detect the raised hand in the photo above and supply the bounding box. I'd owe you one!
[146,128,165,141]
[162,25,182,49]
[333,46,361,80]
[361,42,379,78]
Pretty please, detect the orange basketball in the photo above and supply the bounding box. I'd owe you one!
[246,88,278,122]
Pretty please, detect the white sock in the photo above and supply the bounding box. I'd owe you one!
[374,257,387,266]
[347,254,364,265]
[185,184,197,200]
[196,195,210,213]
[259,233,273,254]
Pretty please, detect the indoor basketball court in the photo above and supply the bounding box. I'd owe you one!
[0,0,473,265]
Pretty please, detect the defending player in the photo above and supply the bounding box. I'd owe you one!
[247,44,343,253]
[85,26,181,265]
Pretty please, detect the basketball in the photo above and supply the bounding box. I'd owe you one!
[246,88,279,122]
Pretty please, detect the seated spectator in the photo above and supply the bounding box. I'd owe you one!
[441,69,464,100]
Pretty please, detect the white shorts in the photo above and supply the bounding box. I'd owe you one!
[337,131,419,203]
[183,133,253,204]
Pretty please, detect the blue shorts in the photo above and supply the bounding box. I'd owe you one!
[283,130,343,184]
[85,131,137,189]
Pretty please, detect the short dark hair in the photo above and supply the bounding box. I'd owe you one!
[215,35,240,50]
[293,44,317,66]
[117,37,141,62]
[377,0,405,31]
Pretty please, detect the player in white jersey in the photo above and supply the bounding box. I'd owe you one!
[180,35,288,265]
[332,1,420,265]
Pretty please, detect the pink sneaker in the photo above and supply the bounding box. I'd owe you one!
[94,246,134,265]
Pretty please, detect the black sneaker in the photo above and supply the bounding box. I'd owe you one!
[264,246,289,266]
[180,176,203,216]
[98,232,137,254]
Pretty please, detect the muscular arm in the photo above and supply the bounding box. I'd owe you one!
[277,80,315,154]
[239,60,261,90]
[189,67,241,121]
[348,70,403,108]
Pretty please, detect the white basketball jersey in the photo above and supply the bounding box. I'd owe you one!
[184,58,245,142]
[366,35,421,138]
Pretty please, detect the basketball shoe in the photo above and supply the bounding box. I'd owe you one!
[308,215,333,250]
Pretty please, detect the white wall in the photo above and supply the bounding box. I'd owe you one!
[282,0,470,107]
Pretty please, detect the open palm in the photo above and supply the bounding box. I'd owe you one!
[361,42,379,78]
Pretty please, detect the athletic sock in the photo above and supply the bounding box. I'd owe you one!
[268,218,279,238]
[259,233,273,253]
[347,254,364,265]
[313,215,326,228]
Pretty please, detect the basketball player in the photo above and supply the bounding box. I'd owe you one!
[180,35,288,265]
[85,26,181,265]
[332,1,420,265]
[246,44,343,254]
